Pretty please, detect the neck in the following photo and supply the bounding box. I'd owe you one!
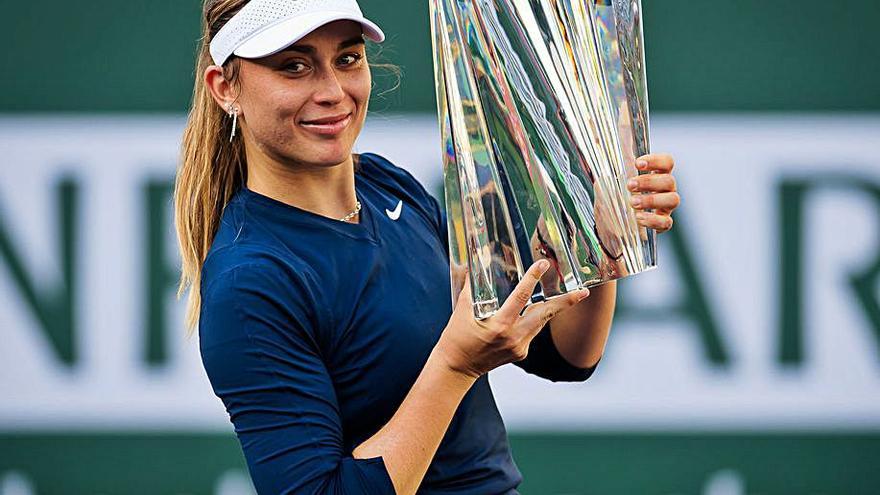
[246,152,359,222]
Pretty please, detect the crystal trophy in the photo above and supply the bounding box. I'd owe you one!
[430,0,656,318]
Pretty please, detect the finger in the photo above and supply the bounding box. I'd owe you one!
[453,273,472,309]
[458,277,471,300]
[630,192,681,211]
[520,289,590,337]
[635,153,675,173]
[496,260,551,322]
[627,174,677,193]
[451,265,469,302]
[451,263,468,284]
[635,212,674,232]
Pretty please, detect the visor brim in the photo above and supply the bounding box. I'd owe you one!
[233,11,385,60]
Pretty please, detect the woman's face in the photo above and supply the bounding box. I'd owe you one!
[235,20,371,169]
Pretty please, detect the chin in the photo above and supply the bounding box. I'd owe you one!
[301,144,355,168]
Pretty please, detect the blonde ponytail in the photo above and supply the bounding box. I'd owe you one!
[175,0,249,333]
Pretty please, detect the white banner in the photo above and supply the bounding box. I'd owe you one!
[0,115,878,431]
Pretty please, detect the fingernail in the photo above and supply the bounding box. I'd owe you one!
[630,196,642,208]
[537,260,550,271]
[577,289,590,301]
[636,159,648,169]
[627,179,639,191]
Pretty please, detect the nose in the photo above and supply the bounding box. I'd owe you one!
[312,67,346,106]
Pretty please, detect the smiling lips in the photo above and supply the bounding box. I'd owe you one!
[300,113,353,136]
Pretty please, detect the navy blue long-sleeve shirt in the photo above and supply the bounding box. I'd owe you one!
[198,153,596,495]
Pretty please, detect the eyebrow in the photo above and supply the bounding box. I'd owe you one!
[283,36,366,54]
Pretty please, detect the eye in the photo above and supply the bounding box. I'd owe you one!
[283,61,310,74]
[337,53,363,67]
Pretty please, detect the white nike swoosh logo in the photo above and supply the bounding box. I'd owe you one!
[386,200,403,221]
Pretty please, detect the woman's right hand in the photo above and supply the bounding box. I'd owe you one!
[435,260,591,378]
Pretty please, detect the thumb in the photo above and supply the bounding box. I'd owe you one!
[454,275,472,309]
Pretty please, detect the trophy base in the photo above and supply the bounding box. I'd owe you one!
[471,262,658,321]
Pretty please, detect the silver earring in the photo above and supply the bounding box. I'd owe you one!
[226,103,238,142]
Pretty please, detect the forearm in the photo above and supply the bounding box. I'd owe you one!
[352,348,476,495]
[547,280,617,368]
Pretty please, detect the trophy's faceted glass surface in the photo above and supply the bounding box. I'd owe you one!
[431,0,656,318]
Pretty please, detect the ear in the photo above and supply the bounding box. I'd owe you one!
[204,64,239,111]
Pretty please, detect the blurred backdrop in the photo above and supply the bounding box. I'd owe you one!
[1,1,879,494]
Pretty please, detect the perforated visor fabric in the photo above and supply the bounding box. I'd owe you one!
[209,0,385,66]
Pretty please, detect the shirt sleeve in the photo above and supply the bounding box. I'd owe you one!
[433,202,598,383]
[199,264,396,495]
[513,323,599,382]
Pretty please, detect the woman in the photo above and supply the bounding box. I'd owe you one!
[175,1,681,494]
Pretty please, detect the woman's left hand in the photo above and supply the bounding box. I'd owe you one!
[627,153,681,233]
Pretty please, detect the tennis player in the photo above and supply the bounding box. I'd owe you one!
[174,1,681,494]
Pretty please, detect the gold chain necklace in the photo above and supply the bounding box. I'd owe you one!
[339,200,362,223]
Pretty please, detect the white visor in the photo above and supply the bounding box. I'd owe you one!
[209,0,385,66]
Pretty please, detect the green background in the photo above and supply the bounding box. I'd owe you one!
[3,433,878,494]
[2,0,878,113]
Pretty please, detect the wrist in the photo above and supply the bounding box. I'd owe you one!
[427,344,481,385]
